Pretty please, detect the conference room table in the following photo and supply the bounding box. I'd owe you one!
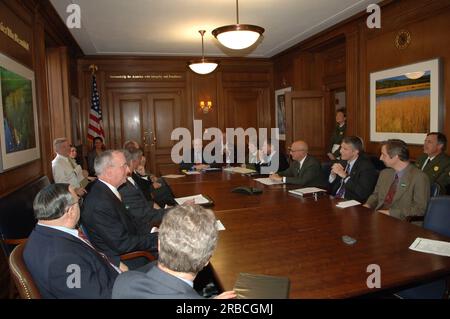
[165,170,450,298]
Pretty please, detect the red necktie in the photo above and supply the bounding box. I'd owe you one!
[77,228,119,272]
[382,174,399,208]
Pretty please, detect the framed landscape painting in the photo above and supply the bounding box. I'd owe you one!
[0,52,40,172]
[370,58,442,144]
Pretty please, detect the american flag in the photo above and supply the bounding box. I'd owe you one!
[87,75,105,141]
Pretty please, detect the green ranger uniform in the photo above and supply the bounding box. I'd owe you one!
[415,152,450,195]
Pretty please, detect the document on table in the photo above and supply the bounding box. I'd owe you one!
[184,171,201,175]
[174,194,210,205]
[409,238,450,257]
[289,187,327,196]
[223,167,257,174]
[162,174,185,178]
[254,178,284,185]
[216,220,225,231]
[336,200,361,208]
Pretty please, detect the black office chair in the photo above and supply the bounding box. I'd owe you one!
[0,176,50,256]
[396,196,450,299]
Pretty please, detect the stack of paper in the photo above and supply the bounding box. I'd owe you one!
[234,273,290,299]
[184,171,201,175]
[254,178,284,185]
[175,194,210,205]
[223,167,256,174]
[336,200,361,208]
[288,187,327,196]
[216,220,226,231]
[409,238,450,257]
[162,174,185,178]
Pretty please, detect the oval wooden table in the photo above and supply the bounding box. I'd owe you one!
[165,171,450,298]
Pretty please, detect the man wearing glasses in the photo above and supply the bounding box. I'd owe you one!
[23,183,124,298]
[269,140,327,188]
[81,150,158,268]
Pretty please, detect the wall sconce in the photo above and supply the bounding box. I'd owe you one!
[200,101,212,114]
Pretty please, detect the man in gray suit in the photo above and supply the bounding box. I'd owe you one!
[112,205,236,299]
[364,139,430,220]
[269,140,327,188]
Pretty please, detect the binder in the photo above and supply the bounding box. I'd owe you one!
[233,273,290,299]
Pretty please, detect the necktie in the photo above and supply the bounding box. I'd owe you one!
[382,173,399,209]
[421,157,430,170]
[77,227,121,273]
[335,163,350,198]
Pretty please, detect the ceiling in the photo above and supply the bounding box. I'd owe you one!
[50,0,380,58]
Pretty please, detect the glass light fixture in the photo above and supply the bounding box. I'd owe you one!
[212,0,264,50]
[188,30,218,75]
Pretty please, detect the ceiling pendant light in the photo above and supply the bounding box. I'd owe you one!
[188,30,218,75]
[212,0,264,50]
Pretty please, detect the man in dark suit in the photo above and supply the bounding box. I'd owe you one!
[415,132,450,194]
[180,138,220,171]
[258,139,289,173]
[269,140,327,188]
[364,139,430,220]
[119,148,166,233]
[327,108,346,161]
[112,205,236,299]
[81,150,158,263]
[23,183,123,299]
[329,136,378,203]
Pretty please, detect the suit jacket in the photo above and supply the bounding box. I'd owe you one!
[278,155,327,188]
[52,154,83,188]
[415,152,450,194]
[112,262,203,299]
[330,155,378,203]
[118,180,165,231]
[81,180,158,263]
[87,150,99,176]
[365,164,430,220]
[23,224,118,299]
[259,150,289,173]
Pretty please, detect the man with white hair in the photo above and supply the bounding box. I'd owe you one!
[81,150,158,267]
[112,205,236,299]
[52,137,87,196]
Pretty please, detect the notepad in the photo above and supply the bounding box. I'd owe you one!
[288,187,327,196]
[254,178,284,185]
[336,200,361,208]
[174,194,211,205]
[409,238,450,257]
[184,171,201,175]
[233,273,290,299]
[162,174,185,178]
[216,220,225,231]
[223,167,257,174]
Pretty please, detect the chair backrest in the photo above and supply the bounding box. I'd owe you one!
[0,176,50,256]
[424,196,450,237]
[430,182,441,197]
[8,243,41,299]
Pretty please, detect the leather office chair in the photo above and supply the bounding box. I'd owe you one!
[396,196,450,299]
[8,244,41,299]
[405,183,441,223]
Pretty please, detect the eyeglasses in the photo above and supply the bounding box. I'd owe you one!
[113,162,129,168]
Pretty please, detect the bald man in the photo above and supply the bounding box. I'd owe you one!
[270,140,327,188]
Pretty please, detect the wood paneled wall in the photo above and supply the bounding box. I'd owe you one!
[77,58,272,174]
[0,0,82,298]
[274,0,450,159]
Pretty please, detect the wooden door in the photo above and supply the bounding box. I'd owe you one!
[111,90,182,175]
[285,91,327,159]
